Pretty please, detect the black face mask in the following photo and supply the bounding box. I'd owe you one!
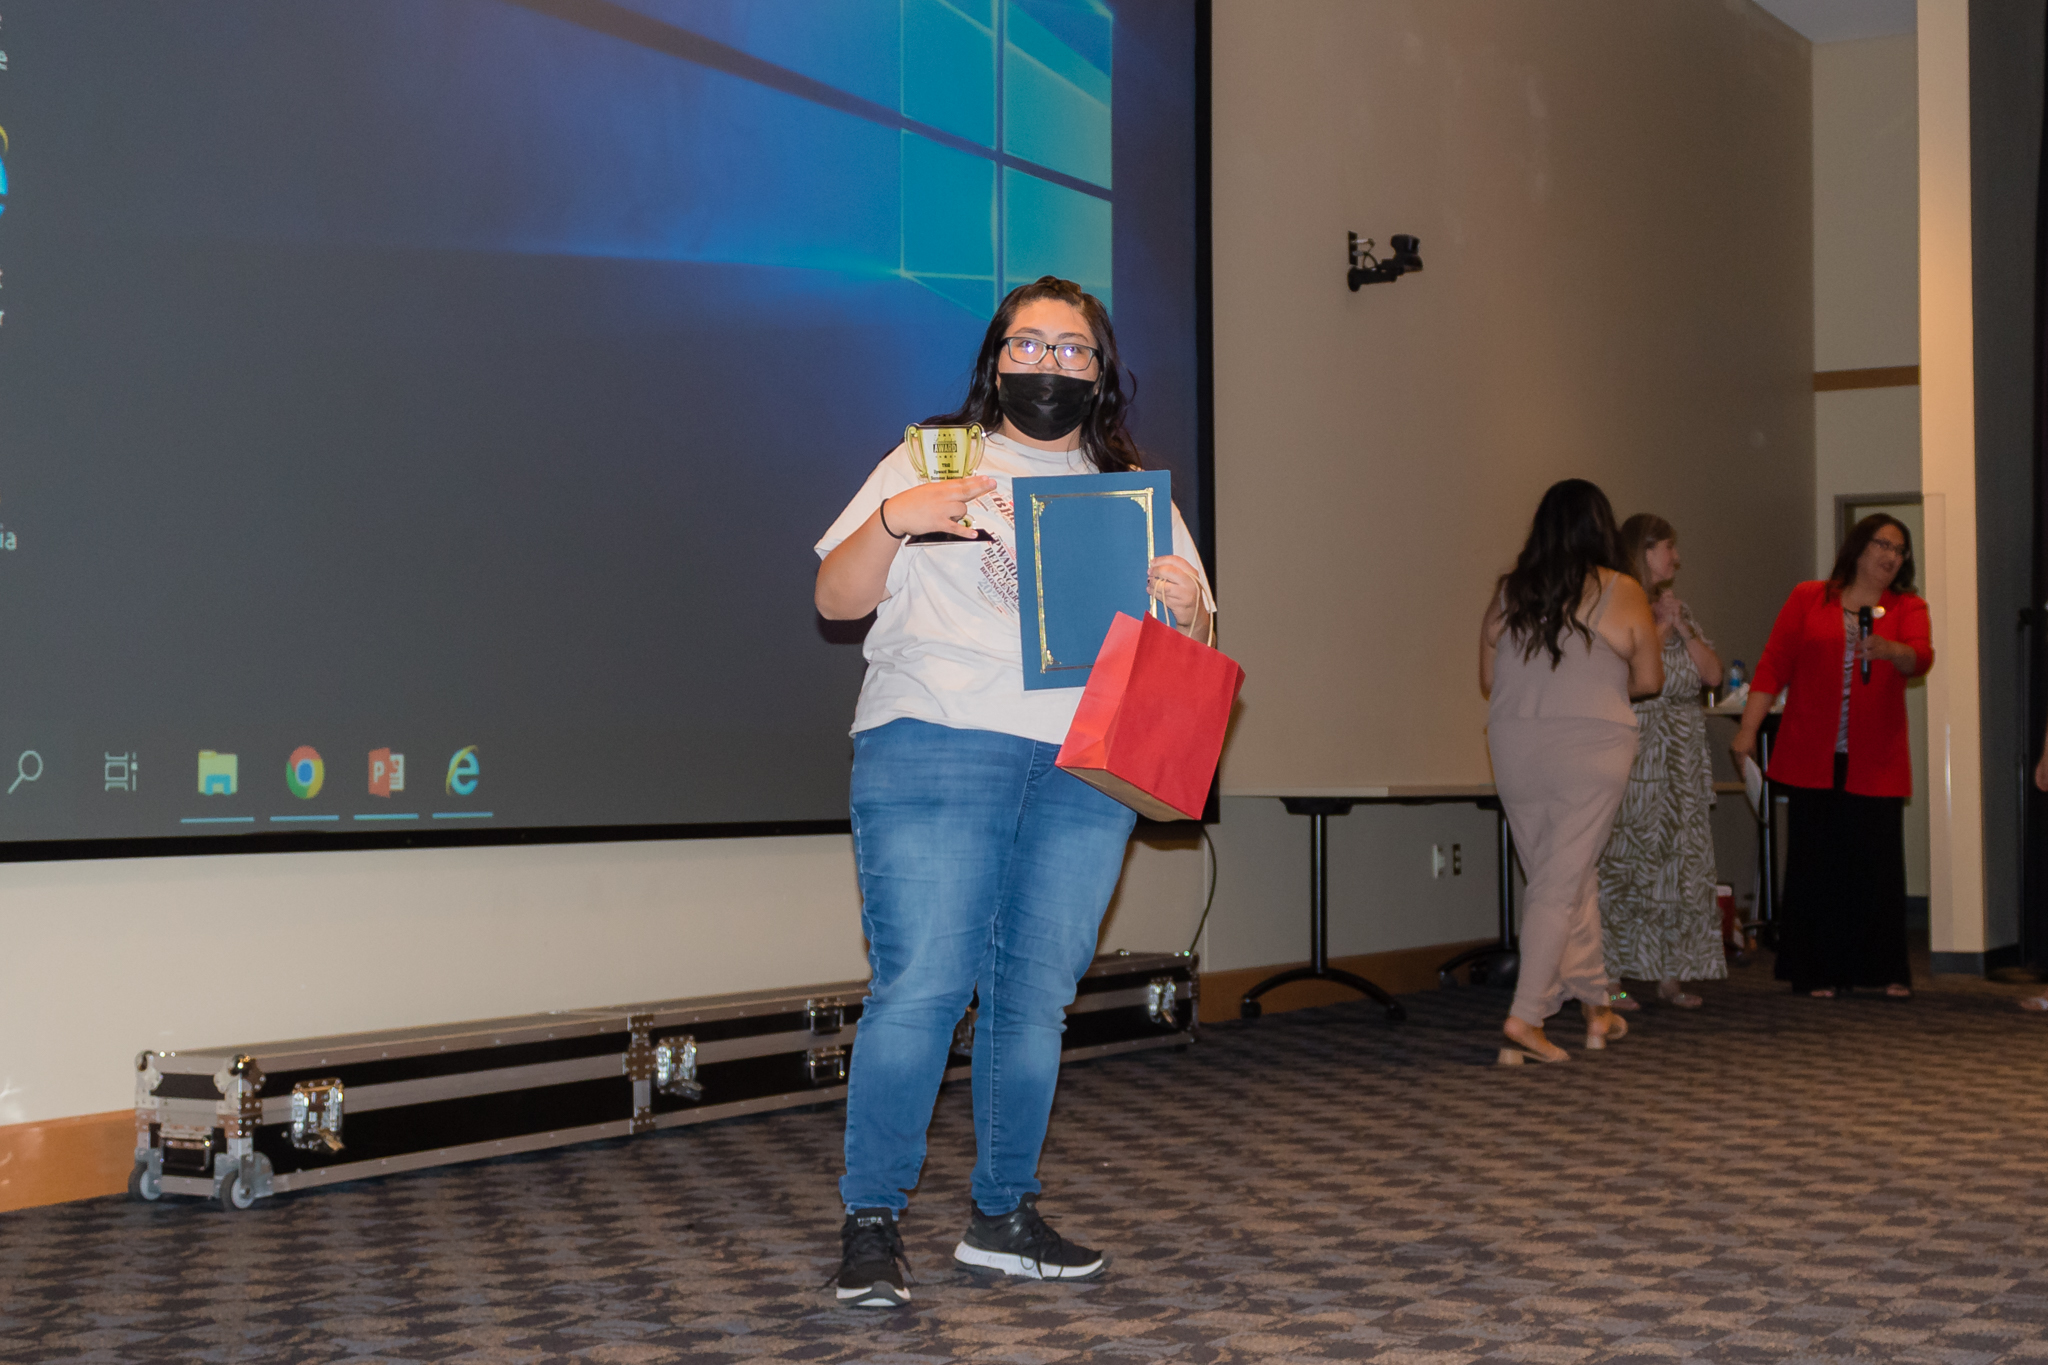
[997,372,1096,441]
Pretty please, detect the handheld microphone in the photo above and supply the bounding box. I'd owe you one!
[1858,606,1873,683]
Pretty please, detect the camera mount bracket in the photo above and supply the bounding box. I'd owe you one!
[1347,231,1424,290]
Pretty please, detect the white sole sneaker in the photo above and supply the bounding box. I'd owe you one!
[835,1280,910,1308]
[952,1240,1106,1280]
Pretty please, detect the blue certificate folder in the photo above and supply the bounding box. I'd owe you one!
[1013,471,1173,690]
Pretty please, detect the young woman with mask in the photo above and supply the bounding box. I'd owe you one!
[813,277,1213,1308]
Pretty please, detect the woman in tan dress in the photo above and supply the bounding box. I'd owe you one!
[1481,480,1664,1064]
[1597,515,1727,1010]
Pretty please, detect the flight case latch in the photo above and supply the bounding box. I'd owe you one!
[805,1046,849,1085]
[289,1079,346,1152]
[654,1035,703,1101]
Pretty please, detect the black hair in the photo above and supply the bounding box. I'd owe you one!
[925,276,1143,473]
[1499,479,1627,667]
[1829,513,1915,595]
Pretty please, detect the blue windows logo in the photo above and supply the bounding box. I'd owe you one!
[596,0,1112,321]
[898,1,1114,316]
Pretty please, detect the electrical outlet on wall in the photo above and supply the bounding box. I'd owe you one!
[1431,844,1447,878]
[1452,843,1462,875]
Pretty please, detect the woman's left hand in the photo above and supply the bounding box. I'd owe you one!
[1147,555,1204,626]
[1856,634,1912,669]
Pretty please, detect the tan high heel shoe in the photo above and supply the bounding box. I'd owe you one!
[1499,1018,1569,1065]
[1583,1003,1628,1050]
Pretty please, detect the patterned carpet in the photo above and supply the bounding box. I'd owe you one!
[6,956,2048,1364]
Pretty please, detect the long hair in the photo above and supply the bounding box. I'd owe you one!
[1499,479,1626,667]
[1618,512,1677,592]
[1829,513,1916,595]
[925,276,1143,473]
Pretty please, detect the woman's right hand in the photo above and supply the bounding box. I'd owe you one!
[1728,729,1757,770]
[881,477,997,538]
[1651,591,1683,636]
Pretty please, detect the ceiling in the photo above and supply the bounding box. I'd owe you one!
[1751,0,1916,43]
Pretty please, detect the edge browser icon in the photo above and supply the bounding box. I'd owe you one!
[445,745,479,796]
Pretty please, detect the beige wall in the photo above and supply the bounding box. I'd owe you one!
[1808,33,1928,900]
[1811,35,1920,574]
[0,0,1819,1130]
[0,807,1491,1125]
[0,838,855,1124]
[1814,36,1921,374]
[0,835,1219,1125]
[1919,0,1989,957]
[1211,0,1814,794]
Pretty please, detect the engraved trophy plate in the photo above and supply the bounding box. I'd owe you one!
[902,423,994,545]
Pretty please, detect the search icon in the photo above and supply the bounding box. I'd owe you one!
[9,750,43,794]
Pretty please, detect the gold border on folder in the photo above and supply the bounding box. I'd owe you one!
[1029,489,1161,676]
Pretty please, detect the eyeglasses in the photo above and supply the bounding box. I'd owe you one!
[1870,537,1909,557]
[1001,336,1101,371]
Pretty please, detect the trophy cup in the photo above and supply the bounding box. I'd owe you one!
[903,423,994,545]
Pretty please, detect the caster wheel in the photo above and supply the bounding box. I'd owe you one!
[217,1166,258,1213]
[127,1162,162,1203]
[1239,999,1262,1020]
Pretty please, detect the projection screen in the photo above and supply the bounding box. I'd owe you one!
[0,0,1210,856]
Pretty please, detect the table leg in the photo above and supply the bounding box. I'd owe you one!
[1751,726,1778,946]
[1437,803,1521,987]
[1241,805,1407,1022]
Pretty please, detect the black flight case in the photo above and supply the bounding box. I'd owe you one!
[129,949,1199,1210]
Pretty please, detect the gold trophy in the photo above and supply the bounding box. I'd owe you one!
[902,423,993,545]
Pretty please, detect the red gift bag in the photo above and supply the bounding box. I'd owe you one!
[1056,611,1245,821]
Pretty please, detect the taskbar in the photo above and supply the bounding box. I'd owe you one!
[0,817,856,863]
[177,811,495,827]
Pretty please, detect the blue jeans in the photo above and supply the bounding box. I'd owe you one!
[840,718,1137,1216]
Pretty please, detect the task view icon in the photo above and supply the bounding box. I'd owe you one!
[105,752,138,792]
[197,751,238,795]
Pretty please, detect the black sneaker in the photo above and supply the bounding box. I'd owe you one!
[834,1207,911,1307]
[952,1194,1105,1281]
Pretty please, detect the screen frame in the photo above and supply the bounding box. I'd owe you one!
[0,0,1216,866]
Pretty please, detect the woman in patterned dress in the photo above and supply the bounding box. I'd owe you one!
[1597,515,1726,1009]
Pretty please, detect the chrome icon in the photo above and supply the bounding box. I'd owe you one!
[287,745,326,800]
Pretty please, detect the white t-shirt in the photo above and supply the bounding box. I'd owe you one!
[814,431,1215,744]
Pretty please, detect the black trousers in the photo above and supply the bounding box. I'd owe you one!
[1773,753,1911,992]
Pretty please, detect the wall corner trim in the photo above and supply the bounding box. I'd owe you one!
[0,1110,135,1214]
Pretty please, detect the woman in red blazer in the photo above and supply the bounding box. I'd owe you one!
[1729,515,1933,998]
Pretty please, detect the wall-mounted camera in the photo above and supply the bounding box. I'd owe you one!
[1347,232,1424,289]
